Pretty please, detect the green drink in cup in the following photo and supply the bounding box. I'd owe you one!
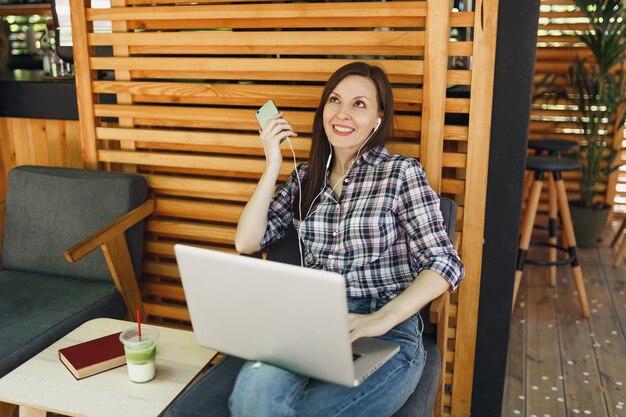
[119,325,159,383]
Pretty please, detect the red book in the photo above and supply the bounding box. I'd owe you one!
[58,332,126,380]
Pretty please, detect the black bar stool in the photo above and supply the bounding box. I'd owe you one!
[527,138,579,156]
[524,139,580,286]
[514,155,590,317]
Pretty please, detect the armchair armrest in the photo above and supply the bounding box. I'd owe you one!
[0,200,4,271]
[64,199,155,263]
[64,199,155,321]
[428,230,460,417]
[429,290,450,417]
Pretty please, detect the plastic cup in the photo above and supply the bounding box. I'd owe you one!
[119,325,159,383]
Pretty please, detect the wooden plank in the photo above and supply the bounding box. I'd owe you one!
[441,153,467,168]
[144,239,237,258]
[0,3,51,15]
[155,198,242,224]
[45,119,68,167]
[446,98,471,114]
[419,0,451,192]
[143,260,180,280]
[11,118,32,166]
[87,1,427,24]
[441,179,466,196]
[26,119,48,165]
[97,127,296,150]
[524,259,566,417]
[141,281,185,301]
[97,149,292,179]
[143,174,256,202]
[101,233,145,321]
[126,0,277,3]
[534,62,581,73]
[92,104,422,135]
[144,302,190,322]
[539,11,585,19]
[111,0,137,174]
[146,220,235,244]
[535,47,593,61]
[597,244,626,336]
[64,120,84,169]
[451,0,499,413]
[69,0,98,169]
[444,125,469,141]
[448,70,472,86]
[0,118,17,180]
[121,12,472,32]
[91,82,432,112]
[588,246,626,415]
[89,57,425,84]
[89,31,425,56]
[537,23,590,31]
[108,39,473,56]
[501,267,526,417]
[92,82,327,108]
[555,249,609,416]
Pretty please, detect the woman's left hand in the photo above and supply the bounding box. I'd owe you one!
[348,312,394,343]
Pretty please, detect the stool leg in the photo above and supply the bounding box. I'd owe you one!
[613,235,626,267]
[514,175,544,311]
[522,170,533,210]
[554,175,590,318]
[548,173,558,287]
[610,217,626,247]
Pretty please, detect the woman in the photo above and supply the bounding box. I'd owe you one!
[233,62,463,417]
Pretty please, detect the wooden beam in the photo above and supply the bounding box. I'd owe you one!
[419,0,451,192]
[69,0,98,169]
[452,0,499,414]
[101,233,145,321]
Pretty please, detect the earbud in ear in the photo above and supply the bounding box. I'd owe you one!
[374,117,382,132]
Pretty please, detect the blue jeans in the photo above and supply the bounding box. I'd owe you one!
[229,298,426,417]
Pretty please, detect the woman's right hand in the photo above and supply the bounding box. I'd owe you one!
[260,113,297,171]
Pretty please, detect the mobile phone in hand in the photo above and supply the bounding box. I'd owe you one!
[256,100,289,144]
[256,99,280,129]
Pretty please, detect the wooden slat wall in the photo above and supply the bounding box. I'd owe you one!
[532,0,625,214]
[0,117,84,200]
[68,1,497,415]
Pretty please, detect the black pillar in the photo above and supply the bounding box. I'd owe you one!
[470,1,540,416]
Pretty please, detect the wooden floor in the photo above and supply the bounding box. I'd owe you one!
[502,226,626,417]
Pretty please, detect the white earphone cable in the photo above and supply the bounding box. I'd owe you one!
[285,118,381,268]
[285,137,305,267]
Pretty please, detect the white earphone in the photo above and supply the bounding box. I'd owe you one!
[374,117,382,132]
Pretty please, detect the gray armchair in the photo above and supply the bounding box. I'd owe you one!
[0,165,153,380]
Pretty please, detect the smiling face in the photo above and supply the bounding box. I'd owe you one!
[322,75,381,158]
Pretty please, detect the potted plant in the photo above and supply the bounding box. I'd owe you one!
[536,0,626,246]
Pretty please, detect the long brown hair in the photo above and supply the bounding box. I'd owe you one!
[293,62,394,220]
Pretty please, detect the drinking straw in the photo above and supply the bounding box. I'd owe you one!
[137,308,142,341]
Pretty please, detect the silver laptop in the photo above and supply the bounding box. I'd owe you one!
[174,244,399,387]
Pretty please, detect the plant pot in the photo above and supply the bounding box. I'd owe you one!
[569,201,612,247]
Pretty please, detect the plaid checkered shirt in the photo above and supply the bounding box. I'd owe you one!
[261,145,464,299]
